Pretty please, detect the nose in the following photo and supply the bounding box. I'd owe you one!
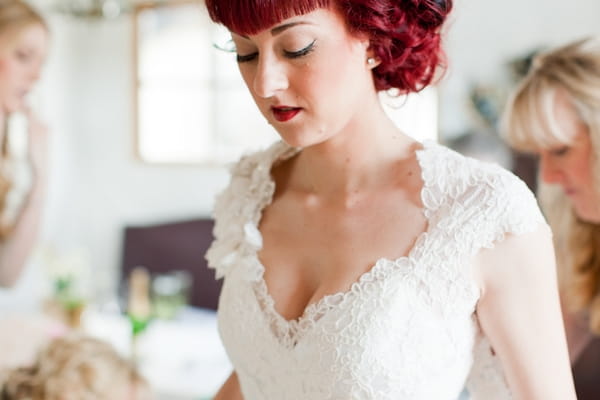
[539,153,563,184]
[253,56,288,99]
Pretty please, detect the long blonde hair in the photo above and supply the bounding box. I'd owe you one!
[502,37,600,333]
[0,335,150,400]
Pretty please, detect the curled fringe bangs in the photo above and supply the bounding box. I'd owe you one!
[207,0,331,36]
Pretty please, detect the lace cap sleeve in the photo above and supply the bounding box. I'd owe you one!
[482,169,547,249]
[205,142,296,279]
[417,143,546,249]
[205,154,263,279]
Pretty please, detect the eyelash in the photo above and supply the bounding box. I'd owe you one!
[236,40,316,63]
[284,40,316,58]
[236,52,257,63]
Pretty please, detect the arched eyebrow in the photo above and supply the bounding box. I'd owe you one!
[270,21,311,35]
[239,21,312,39]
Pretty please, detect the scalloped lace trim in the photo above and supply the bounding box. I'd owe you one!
[211,140,543,347]
[245,142,436,346]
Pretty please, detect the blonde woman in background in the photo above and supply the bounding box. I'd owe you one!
[0,335,153,400]
[0,0,49,287]
[503,36,600,398]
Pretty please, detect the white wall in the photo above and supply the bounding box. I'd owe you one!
[0,13,230,306]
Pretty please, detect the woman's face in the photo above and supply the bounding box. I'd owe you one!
[0,22,48,113]
[230,8,375,148]
[538,91,600,222]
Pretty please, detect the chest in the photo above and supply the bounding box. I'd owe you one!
[257,190,428,321]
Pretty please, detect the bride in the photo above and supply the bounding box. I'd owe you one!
[204,0,576,399]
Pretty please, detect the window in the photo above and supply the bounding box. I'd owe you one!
[134,1,278,164]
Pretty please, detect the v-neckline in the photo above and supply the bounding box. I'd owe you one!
[245,140,437,347]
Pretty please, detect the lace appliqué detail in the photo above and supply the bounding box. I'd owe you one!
[207,140,547,400]
[205,142,298,279]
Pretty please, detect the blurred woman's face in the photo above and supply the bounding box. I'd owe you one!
[0,23,48,113]
[538,91,600,222]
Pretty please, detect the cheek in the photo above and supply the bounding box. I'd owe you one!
[578,146,596,186]
[302,63,333,95]
[299,56,358,104]
[238,68,263,105]
[0,58,18,83]
[299,40,366,97]
[0,59,9,76]
[238,67,253,91]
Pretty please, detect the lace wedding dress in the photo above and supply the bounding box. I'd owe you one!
[206,140,545,400]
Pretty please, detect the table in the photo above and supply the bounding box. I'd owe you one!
[82,306,231,400]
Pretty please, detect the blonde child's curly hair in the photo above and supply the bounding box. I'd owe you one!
[0,335,151,400]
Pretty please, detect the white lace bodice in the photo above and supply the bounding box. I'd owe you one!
[206,141,546,400]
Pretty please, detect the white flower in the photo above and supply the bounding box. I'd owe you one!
[243,222,263,249]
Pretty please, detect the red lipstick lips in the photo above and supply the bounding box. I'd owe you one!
[271,106,301,122]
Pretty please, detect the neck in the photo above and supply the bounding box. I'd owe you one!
[292,101,419,196]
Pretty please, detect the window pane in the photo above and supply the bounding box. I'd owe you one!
[138,83,213,163]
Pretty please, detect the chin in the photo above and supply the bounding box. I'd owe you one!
[278,129,332,149]
[574,206,600,224]
[279,136,315,148]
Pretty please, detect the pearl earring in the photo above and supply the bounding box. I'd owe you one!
[367,57,376,66]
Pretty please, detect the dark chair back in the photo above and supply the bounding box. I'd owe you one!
[573,336,600,400]
[121,219,222,310]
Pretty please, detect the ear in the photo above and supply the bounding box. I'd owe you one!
[350,32,380,69]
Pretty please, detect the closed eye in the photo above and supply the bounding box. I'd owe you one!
[550,146,570,157]
[283,40,316,59]
[15,50,31,62]
[236,40,316,63]
[236,52,258,63]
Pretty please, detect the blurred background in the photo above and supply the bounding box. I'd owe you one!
[0,0,598,398]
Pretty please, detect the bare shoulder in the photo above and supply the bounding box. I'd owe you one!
[473,223,576,399]
[473,223,554,296]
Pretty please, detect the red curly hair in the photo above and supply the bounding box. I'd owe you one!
[204,0,452,94]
